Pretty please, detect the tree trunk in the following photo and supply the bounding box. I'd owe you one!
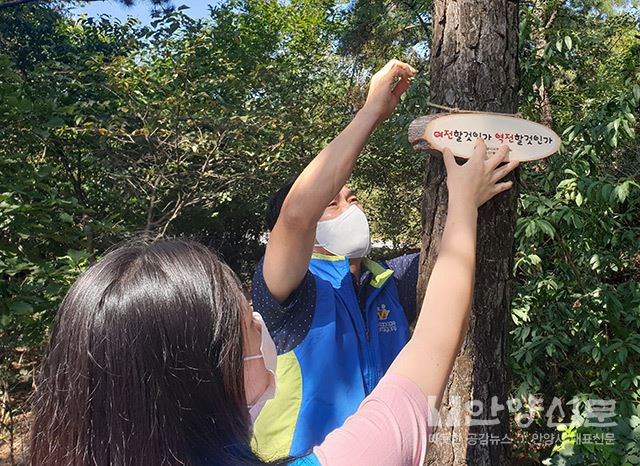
[414,1,520,464]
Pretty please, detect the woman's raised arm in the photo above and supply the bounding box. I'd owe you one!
[387,140,519,410]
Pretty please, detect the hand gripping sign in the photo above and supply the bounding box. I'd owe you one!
[408,112,561,162]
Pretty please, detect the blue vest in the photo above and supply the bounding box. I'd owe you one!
[252,254,411,459]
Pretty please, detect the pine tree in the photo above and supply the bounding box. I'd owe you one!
[410,1,520,464]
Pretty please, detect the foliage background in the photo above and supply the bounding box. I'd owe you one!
[0,0,638,464]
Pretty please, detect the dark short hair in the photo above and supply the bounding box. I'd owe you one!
[265,176,298,231]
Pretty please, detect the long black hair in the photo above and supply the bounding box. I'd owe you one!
[30,240,286,466]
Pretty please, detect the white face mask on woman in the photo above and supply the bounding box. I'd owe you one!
[315,204,371,258]
[244,312,277,422]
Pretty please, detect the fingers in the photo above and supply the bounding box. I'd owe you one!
[392,76,412,98]
[374,59,397,78]
[491,159,520,183]
[385,59,416,75]
[378,59,416,85]
[442,147,457,173]
[470,138,487,163]
[377,59,417,101]
[478,179,515,207]
[487,145,511,170]
[493,180,514,195]
[379,59,400,73]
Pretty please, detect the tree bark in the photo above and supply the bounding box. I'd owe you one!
[412,1,520,464]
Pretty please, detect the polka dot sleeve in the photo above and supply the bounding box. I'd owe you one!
[251,258,317,354]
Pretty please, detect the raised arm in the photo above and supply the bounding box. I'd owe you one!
[263,60,416,303]
[387,140,519,410]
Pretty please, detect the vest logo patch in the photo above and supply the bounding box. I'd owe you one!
[377,304,397,333]
[377,304,390,321]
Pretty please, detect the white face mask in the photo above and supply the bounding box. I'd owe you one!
[315,205,371,258]
[244,312,277,423]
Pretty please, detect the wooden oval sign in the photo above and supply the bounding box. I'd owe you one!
[421,113,561,162]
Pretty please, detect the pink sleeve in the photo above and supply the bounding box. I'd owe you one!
[312,374,432,466]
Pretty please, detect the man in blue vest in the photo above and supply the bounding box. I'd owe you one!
[251,60,419,459]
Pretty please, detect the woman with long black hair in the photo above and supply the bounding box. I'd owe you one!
[29,63,519,465]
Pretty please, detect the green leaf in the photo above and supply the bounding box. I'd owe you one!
[564,36,572,50]
[618,347,628,363]
[614,181,630,203]
[10,301,33,315]
[628,343,640,355]
[33,128,50,138]
[46,116,65,128]
[59,212,74,223]
[37,165,53,177]
[571,214,583,229]
[536,219,556,238]
[546,343,555,356]
[166,22,180,35]
[525,220,537,238]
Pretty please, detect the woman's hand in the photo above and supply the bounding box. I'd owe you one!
[361,59,417,124]
[443,139,519,208]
